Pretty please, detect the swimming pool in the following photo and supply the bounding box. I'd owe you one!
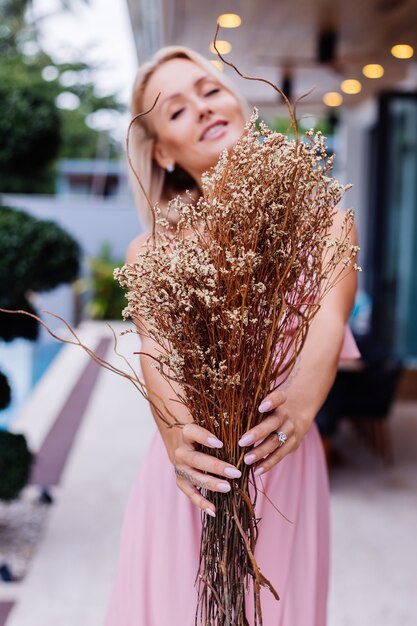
[0,339,63,429]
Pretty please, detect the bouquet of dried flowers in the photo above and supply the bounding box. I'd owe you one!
[0,42,360,626]
[113,94,359,623]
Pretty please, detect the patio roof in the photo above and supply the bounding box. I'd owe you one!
[126,0,417,116]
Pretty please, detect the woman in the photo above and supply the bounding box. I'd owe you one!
[104,46,360,626]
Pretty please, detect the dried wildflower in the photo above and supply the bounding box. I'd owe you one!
[114,92,360,623]
[2,38,360,626]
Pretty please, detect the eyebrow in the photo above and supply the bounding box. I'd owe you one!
[159,74,212,109]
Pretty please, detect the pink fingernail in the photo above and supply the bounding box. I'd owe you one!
[239,433,254,446]
[224,467,241,478]
[217,483,231,492]
[258,400,272,412]
[205,508,216,517]
[244,454,256,465]
[254,467,265,476]
[207,436,223,448]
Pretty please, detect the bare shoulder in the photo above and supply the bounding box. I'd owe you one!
[331,208,358,245]
[125,232,154,264]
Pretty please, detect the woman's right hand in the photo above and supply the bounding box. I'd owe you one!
[173,423,242,518]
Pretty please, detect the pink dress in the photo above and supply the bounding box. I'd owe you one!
[104,326,360,626]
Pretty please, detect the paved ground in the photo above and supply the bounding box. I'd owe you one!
[328,402,417,626]
[0,322,416,626]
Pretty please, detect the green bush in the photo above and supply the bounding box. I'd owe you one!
[269,117,335,137]
[0,205,81,340]
[0,205,80,499]
[0,373,11,410]
[75,242,126,320]
[0,296,39,342]
[0,430,34,501]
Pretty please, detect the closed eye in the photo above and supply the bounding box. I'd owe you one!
[205,88,220,97]
[170,108,184,120]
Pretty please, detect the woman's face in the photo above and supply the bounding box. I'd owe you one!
[142,57,246,186]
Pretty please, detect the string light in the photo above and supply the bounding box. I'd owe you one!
[211,60,224,72]
[362,64,384,78]
[323,92,343,107]
[341,79,362,94]
[209,40,232,55]
[391,44,414,59]
[217,14,241,28]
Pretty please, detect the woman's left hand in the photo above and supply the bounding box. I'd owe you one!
[238,389,311,476]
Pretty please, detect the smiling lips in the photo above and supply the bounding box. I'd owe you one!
[199,120,228,141]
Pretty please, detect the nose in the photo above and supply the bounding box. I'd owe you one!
[193,94,213,120]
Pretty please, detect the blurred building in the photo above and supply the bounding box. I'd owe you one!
[56,159,130,198]
[126,0,417,363]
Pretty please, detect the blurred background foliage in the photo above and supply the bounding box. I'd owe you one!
[0,0,126,193]
[0,204,81,341]
[0,430,34,501]
[0,372,12,411]
[75,242,126,320]
[269,116,335,137]
[0,203,81,500]
[0,1,129,501]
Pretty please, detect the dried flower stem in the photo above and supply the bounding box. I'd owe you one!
[0,33,361,626]
[116,89,359,622]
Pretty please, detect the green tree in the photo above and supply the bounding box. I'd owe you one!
[0,53,61,193]
[0,0,126,193]
[57,77,124,160]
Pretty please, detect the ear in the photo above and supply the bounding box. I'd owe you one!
[152,142,174,170]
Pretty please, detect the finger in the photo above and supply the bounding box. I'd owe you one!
[174,465,233,494]
[252,434,297,476]
[176,447,241,479]
[258,389,287,413]
[176,477,216,516]
[243,419,295,465]
[182,423,223,449]
[239,411,287,447]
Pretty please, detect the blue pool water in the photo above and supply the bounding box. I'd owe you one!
[0,339,63,430]
[31,342,63,387]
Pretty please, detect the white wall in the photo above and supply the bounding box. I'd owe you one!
[2,193,143,258]
[1,193,145,333]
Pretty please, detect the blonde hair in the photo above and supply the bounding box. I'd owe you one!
[127,45,251,230]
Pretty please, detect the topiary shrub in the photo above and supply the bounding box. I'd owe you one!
[0,372,11,410]
[0,204,81,500]
[0,204,81,341]
[0,296,38,342]
[0,430,34,501]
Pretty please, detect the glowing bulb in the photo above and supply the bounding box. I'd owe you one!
[341,79,362,94]
[211,60,224,72]
[217,14,241,28]
[362,64,384,78]
[323,92,343,107]
[209,40,232,55]
[391,44,414,59]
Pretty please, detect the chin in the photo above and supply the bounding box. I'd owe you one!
[200,130,244,171]
[223,128,244,151]
[212,134,242,158]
